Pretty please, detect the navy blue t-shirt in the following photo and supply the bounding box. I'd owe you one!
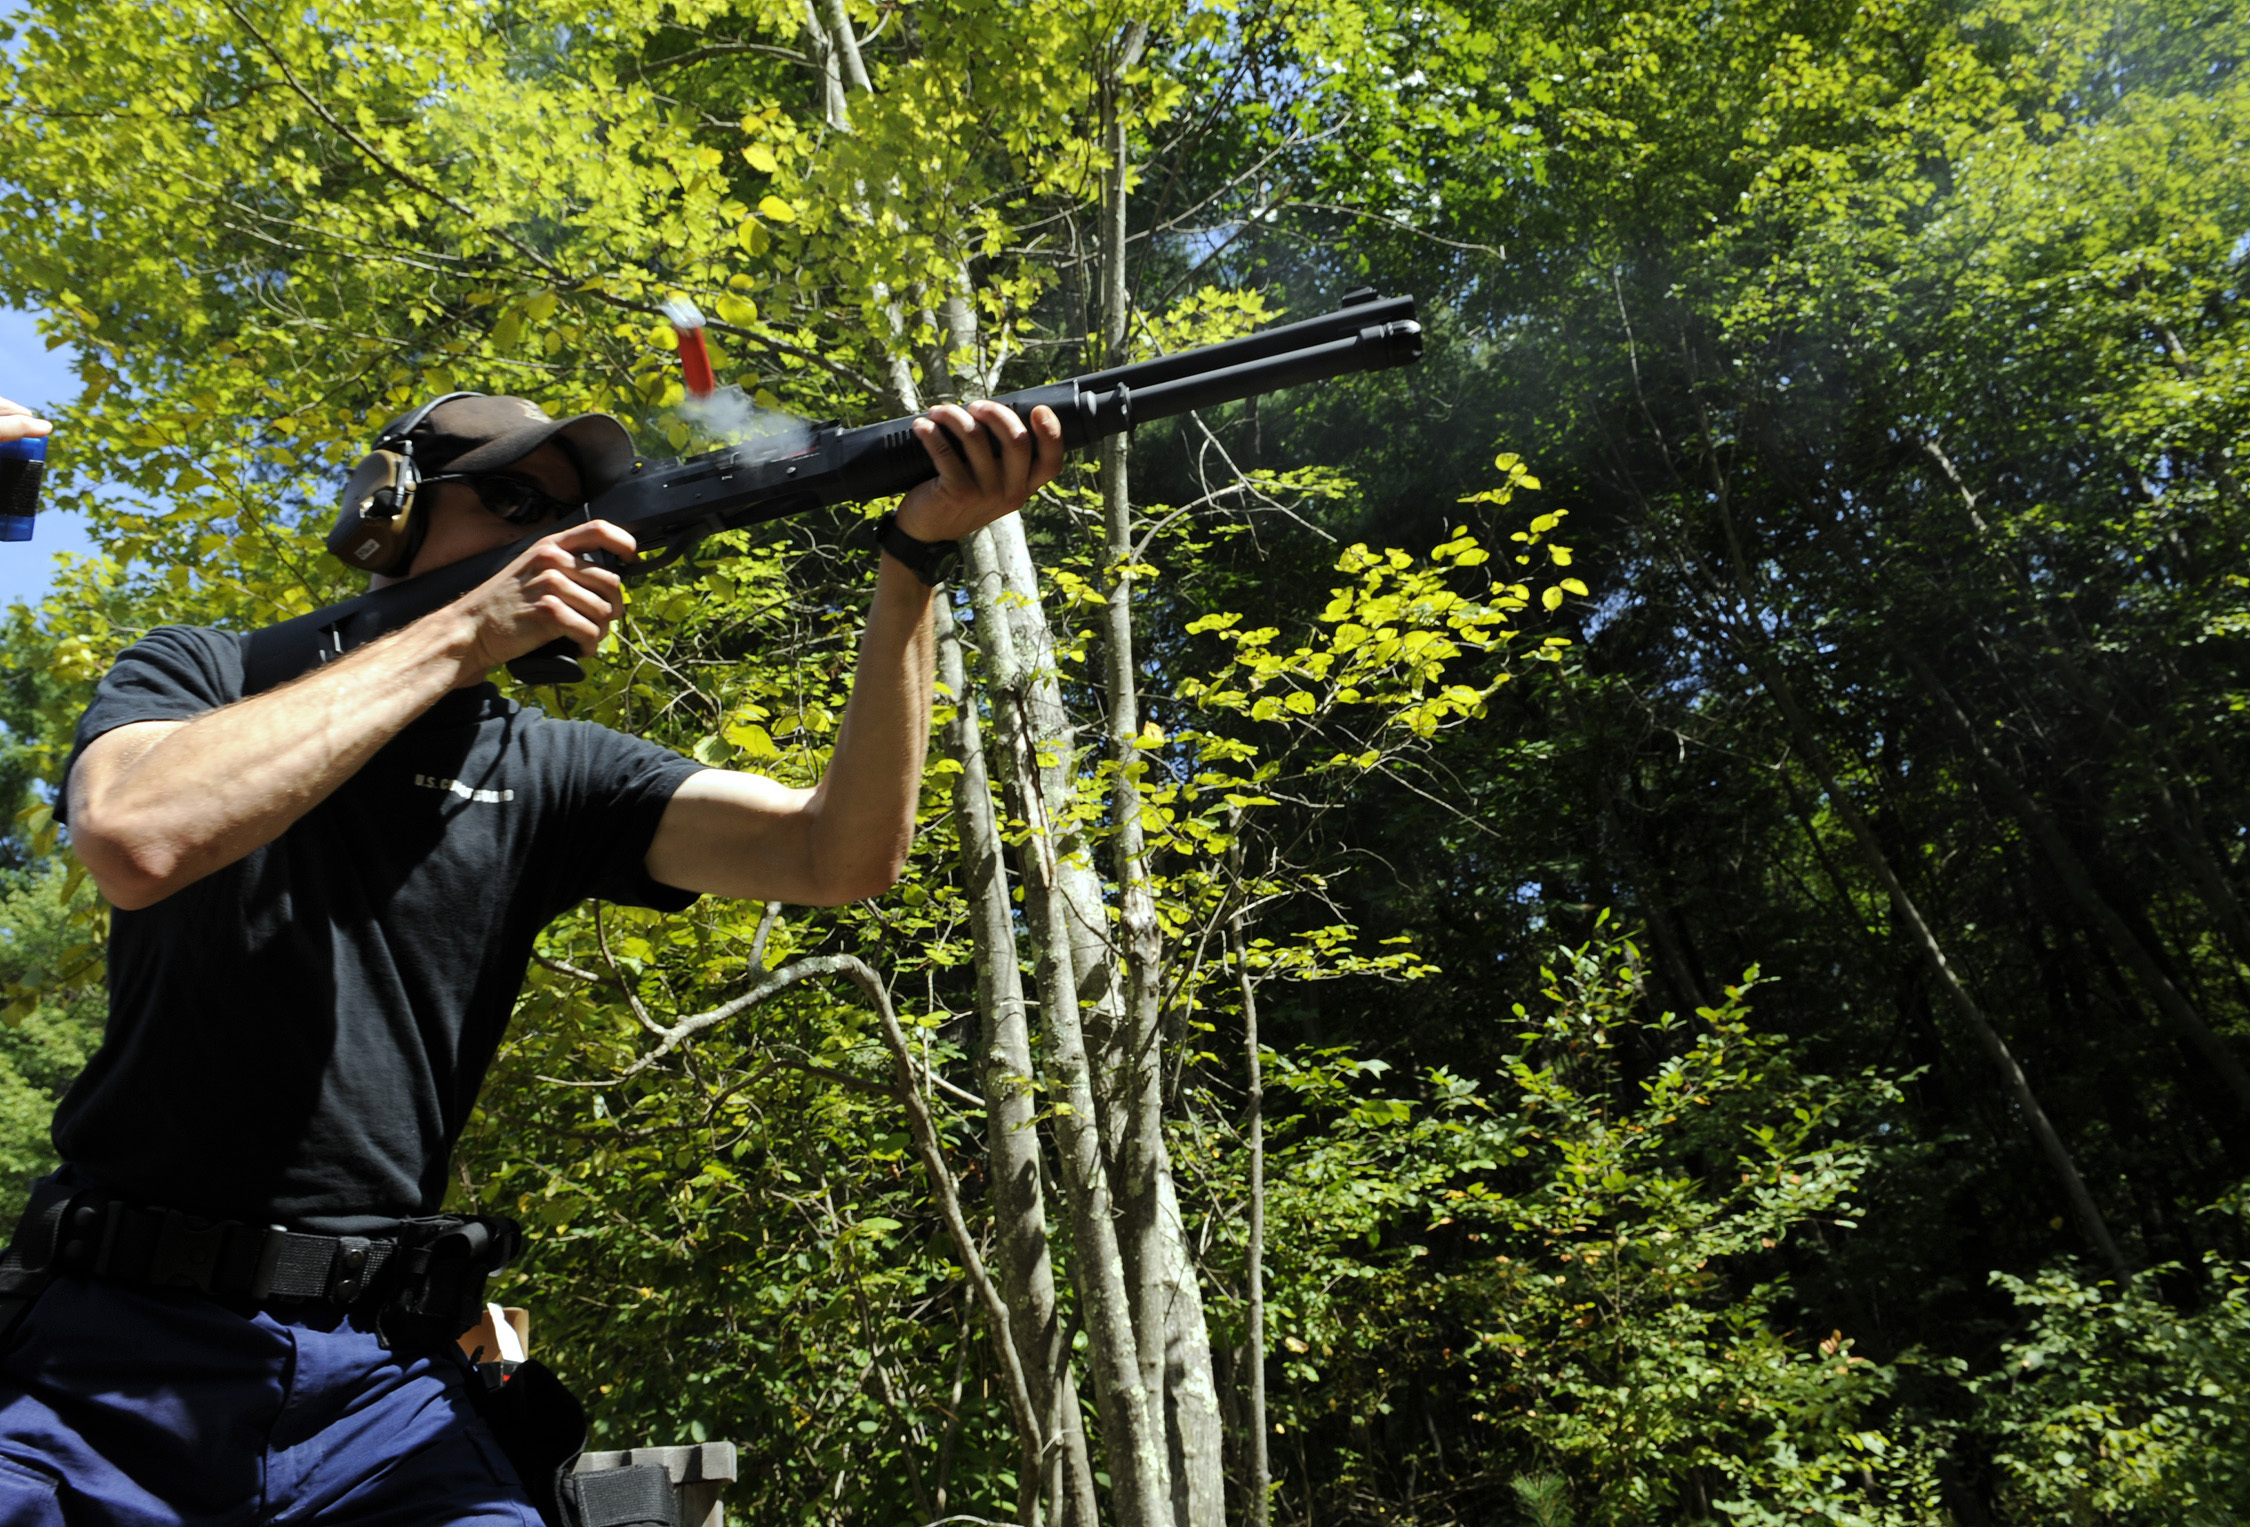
[53,626,705,1233]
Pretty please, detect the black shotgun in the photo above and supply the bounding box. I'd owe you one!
[239,289,1422,694]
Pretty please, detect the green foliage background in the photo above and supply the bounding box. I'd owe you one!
[2,0,2248,1521]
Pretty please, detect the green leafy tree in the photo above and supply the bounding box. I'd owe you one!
[0,867,105,1208]
[1970,1188,2250,1523]
[1232,927,1946,1523]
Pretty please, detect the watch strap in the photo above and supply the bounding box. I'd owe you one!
[875,511,960,586]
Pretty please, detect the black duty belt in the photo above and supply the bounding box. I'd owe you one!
[53,1200,404,1305]
[0,1177,522,1350]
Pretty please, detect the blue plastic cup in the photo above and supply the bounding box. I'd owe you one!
[0,434,44,542]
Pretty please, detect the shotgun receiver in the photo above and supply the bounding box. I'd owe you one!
[239,289,1422,695]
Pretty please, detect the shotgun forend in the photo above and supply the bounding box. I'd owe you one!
[239,289,1422,694]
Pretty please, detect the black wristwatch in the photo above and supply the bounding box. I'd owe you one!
[875,511,961,586]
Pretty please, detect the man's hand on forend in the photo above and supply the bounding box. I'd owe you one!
[897,400,1064,544]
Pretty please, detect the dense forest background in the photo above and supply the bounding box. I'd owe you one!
[2,0,2247,1521]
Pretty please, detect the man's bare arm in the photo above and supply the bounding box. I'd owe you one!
[70,519,636,910]
[645,555,936,905]
[646,400,1058,906]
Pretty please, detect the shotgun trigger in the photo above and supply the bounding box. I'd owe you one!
[631,535,701,576]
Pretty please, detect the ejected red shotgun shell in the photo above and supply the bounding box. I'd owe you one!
[660,297,717,399]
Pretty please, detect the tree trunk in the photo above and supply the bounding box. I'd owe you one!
[823,22,1222,1513]
[821,0,871,93]
[1230,835,1272,1527]
[964,524,1172,1527]
[1151,1176,1223,1526]
[1094,26,1226,1524]
[1750,651,2128,1274]
[862,960,1045,1527]
[936,600,1101,1527]
[979,514,1121,1014]
[804,0,848,130]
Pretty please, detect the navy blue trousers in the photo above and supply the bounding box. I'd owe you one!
[0,1274,539,1525]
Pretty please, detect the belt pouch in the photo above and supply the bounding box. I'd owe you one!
[378,1214,523,1352]
[563,1463,681,1527]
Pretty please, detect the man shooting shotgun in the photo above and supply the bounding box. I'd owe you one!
[0,291,1419,1523]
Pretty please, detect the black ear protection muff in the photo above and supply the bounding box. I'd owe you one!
[328,391,484,576]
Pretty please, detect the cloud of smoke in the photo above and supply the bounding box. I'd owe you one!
[657,295,815,458]
[680,386,817,459]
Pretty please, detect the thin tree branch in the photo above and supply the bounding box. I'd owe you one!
[1283,201,1506,259]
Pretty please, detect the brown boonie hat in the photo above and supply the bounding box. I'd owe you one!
[381,395,639,499]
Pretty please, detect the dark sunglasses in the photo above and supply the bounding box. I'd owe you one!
[425,472,581,525]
